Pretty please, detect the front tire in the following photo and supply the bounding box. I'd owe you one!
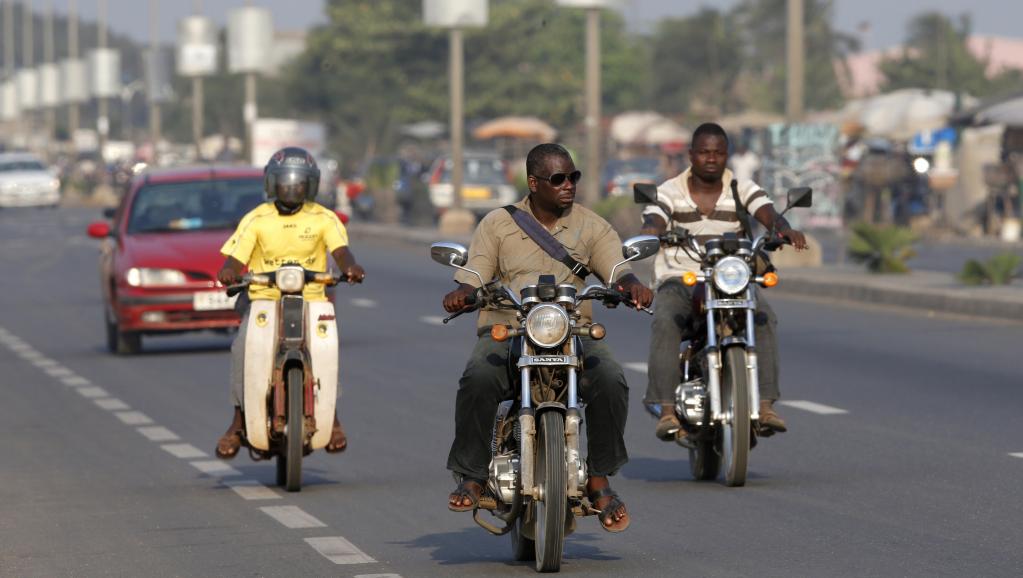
[720,347,750,487]
[510,513,536,562]
[533,411,566,572]
[106,315,141,355]
[688,436,720,481]
[280,367,304,492]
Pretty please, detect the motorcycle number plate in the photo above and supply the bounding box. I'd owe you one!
[519,355,575,366]
[711,299,749,309]
[193,291,238,311]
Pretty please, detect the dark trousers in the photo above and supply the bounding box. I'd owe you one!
[644,279,780,405]
[447,335,630,480]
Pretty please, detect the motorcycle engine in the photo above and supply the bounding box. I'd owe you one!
[489,451,520,503]
[675,379,708,426]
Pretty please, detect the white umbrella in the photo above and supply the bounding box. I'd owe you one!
[859,89,974,140]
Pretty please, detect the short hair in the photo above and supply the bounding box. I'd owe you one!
[526,143,572,177]
[690,123,730,148]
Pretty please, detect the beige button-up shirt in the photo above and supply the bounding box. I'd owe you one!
[454,196,631,330]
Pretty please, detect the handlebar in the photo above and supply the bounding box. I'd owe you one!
[443,287,483,324]
[224,270,349,298]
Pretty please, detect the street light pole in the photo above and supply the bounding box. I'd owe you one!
[583,7,601,207]
[68,0,79,137]
[193,0,204,159]
[45,0,56,143]
[785,0,804,122]
[149,0,161,160]
[97,0,109,159]
[450,27,464,212]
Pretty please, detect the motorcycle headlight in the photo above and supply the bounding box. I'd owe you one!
[275,267,305,293]
[125,267,187,287]
[524,304,571,348]
[712,256,751,295]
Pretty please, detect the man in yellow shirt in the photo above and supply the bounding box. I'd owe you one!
[215,147,365,459]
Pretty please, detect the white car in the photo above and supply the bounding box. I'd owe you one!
[0,152,61,208]
[428,152,519,218]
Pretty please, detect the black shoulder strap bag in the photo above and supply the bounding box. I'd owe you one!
[730,178,754,241]
[503,205,590,279]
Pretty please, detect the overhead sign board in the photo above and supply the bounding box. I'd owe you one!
[423,0,488,28]
[177,16,218,77]
[228,7,273,74]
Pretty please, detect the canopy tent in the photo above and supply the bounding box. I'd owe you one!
[961,93,1023,127]
[472,116,558,141]
[856,89,975,140]
[610,111,687,147]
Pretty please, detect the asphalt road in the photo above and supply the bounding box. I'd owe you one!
[1,206,1021,577]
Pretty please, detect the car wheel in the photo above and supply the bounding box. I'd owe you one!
[106,315,141,355]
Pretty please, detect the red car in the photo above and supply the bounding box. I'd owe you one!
[87,165,348,354]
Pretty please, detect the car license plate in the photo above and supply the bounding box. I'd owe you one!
[193,291,239,311]
[462,187,491,200]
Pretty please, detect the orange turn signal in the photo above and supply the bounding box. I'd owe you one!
[588,323,607,340]
[682,272,698,286]
[491,324,510,342]
[762,272,779,287]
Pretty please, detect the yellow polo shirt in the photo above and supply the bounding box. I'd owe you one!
[220,202,349,301]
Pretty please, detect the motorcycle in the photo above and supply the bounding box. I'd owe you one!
[634,183,812,487]
[430,235,659,573]
[226,267,346,492]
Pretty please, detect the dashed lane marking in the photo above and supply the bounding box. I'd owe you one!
[115,411,154,425]
[94,398,130,411]
[419,316,445,326]
[355,575,402,578]
[350,298,377,308]
[224,480,281,501]
[1010,453,1023,459]
[161,444,207,459]
[31,358,58,368]
[261,506,327,529]
[61,375,91,387]
[77,386,110,398]
[190,460,242,477]
[306,536,378,565]
[623,362,648,374]
[44,366,74,378]
[778,400,849,415]
[137,426,180,442]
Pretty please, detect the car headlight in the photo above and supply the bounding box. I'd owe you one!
[712,256,751,295]
[125,267,187,287]
[524,304,571,348]
[275,267,305,293]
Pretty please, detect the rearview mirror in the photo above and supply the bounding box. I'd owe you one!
[622,235,660,262]
[633,183,658,204]
[430,242,469,268]
[786,187,812,209]
[86,222,111,239]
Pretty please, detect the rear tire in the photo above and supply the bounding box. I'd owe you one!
[283,367,304,492]
[533,411,566,572]
[107,315,140,355]
[721,347,750,487]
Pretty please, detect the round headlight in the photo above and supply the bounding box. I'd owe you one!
[276,267,305,293]
[524,304,571,348]
[712,256,751,295]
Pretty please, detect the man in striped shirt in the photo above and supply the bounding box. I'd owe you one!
[640,123,807,442]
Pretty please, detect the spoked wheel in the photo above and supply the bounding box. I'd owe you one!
[510,509,536,562]
[533,411,566,572]
[720,346,750,487]
[278,367,304,492]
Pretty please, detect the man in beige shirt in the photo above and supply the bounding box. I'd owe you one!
[442,143,652,533]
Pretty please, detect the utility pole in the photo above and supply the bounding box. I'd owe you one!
[3,1,12,78]
[785,0,804,123]
[449,27,464,214]
[243,0,256,163]
[23,0,35,138]
[193,0,204,159]
[149,0,161,160]
[97,0,109,159]
[45,0,56,142]
[583,7,601,207]
[68,0,79,137]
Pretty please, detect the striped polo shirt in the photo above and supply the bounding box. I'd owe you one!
[642,167,773,287]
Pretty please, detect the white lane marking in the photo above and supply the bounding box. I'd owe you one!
[137,426,180,442]
[190,460,242,477]
[1010,453,1023,459]
[16,350,44,360]
[115,411,154,425]
[31,358,58,368]
[350,298,377,308]
[778,400,849,415]
[419,315,445,326]
[61,375,91,387]
[77,386,110,398]
[6,341,30,350]
[354,575,402,578]
[261,506,327,529]
[161,443,207,459]
[624,362,648,374]
[44,366,74,378]
[224,480,281,501]
[94,398,130,411]
[306,536,378,565]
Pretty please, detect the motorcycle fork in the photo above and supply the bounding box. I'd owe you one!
[744,288,761,421]
[704,283,724,422]
[564,338,582,499]
[518,336,536,499]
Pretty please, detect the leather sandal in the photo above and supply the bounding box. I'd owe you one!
[588,486,630,533]
[325,420,348,453]
[448,478,485,512]
[655,414,682,441]
[215,429,243,460]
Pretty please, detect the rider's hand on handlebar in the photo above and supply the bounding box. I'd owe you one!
[616,275,653,309]
[443,284,478,313]
[778,228,808,251]
[342,263,366,284]
[218,267,242,286]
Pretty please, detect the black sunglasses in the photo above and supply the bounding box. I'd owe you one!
[533,170,582,187]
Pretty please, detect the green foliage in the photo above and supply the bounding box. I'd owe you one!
[958,253,1022,286]
[880,12,1023,97]
[846,222,918,273]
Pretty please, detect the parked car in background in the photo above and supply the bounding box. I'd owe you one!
[602,156,663,198]
[0,152,61,208]
[86,166,349,355]
[428,151,519,218]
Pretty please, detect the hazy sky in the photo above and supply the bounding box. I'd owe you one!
[49,0,1023,50]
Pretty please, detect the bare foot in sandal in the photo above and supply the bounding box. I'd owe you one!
[325,415,347,453]
[587,475,630,532]
[215,406,245,460]
[448,478,484,512]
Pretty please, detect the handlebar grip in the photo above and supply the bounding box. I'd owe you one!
[226,284,247,298]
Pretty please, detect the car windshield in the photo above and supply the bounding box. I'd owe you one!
[439,157,508,185]
[127,178,265,234]
[0,160,46,172]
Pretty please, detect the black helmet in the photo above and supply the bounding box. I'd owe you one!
[264,146,320,202]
